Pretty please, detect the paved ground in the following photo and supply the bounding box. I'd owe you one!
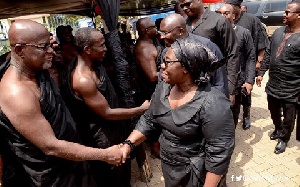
[130,74,300,187]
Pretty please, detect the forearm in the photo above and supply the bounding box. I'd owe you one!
[103,106,146,120]
[204,172,222,187]
[44,140,107,161]
[126,130,147,146]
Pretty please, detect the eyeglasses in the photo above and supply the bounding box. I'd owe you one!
[285,10,300,16]
[215,10,231,16]
[180,2,192,9]
[145,25,157,32]
[163,59,180,67]
[158,26,181,37]
[15,43,52,51]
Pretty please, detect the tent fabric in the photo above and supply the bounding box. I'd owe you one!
[96,0,135,109]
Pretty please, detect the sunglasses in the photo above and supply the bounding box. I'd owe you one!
[285,10,300,16]
[180,2,192,9]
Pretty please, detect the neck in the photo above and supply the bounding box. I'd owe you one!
[139,36,153,43]
[78,54,93,69]
[176,81,197,93]
[191,7,205,25]
[287,24,300,33]
[10,59,35,78]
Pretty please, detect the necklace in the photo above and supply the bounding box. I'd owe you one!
[10,60,35,77]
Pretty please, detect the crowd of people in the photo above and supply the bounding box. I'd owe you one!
[0,0,299,186]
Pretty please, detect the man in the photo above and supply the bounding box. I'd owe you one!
[217,4,256,130]
[226,0,269,72]
[180,0,239,103]
[135,17,163,158]
[159,13,229,97]
[241,5,247,12]
[61,27,150,187]
[0,20,124,187]
[226,0,269,128]
[256,0,300,154]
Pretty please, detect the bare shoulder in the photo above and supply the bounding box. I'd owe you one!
[135,41,157,60]
[0,80,40,116]
[72,70,97,97]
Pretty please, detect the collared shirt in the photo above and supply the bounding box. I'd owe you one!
[186,9,239,95]
[258,26,300,102]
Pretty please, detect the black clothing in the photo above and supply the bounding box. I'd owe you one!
[234,25,256,88]
[235,12,269,58]
[186,9,239,94]
[267,95,297,143]
[160,33,229,97]
[258,26,300,103]
[259,26,300,144]
[0,60,95,187]
[61,57,130,187]
[135,82,235,187]
[231,25,255,125]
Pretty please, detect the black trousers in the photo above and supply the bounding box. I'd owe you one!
[231,88,251,125]
[267,95,297,143]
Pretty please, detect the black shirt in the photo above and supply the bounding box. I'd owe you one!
[186,9,239,94]
[234,25,256,87]
[235,12,269,58]
[258,26,300,102]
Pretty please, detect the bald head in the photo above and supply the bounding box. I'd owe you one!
[8,19,49,46]
[136,17,153,32]
[161,13,187,30]
[218,4,235,24]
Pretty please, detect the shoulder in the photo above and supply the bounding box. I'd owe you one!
[202,87,231,111]
[136,41,156,54]
[72,70,96,95]
[0,80,40,114]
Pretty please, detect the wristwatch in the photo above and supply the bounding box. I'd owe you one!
[123,139,135,153]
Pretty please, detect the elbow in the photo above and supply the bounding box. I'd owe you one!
[41,144,60,157]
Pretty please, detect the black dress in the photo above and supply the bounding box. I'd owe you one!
[135,82,235,187]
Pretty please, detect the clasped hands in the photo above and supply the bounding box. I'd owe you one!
[103,143,131,166]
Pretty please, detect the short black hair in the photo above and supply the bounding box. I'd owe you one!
[74,27,99,53]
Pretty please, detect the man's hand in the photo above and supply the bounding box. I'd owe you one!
[140,100,151,112]
[103,145,123,165]
[229,94,235,106]
[256,76,263,87]
[255,62,261,72]
[119,143,131,164]
[242,82,253,95]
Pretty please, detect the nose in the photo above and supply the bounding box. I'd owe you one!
[47,46,55,55]
[161,63,166,70]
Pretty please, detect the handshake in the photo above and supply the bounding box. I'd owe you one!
[102,141,133,166]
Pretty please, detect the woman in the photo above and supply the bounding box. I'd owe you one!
[120,37,235,187]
